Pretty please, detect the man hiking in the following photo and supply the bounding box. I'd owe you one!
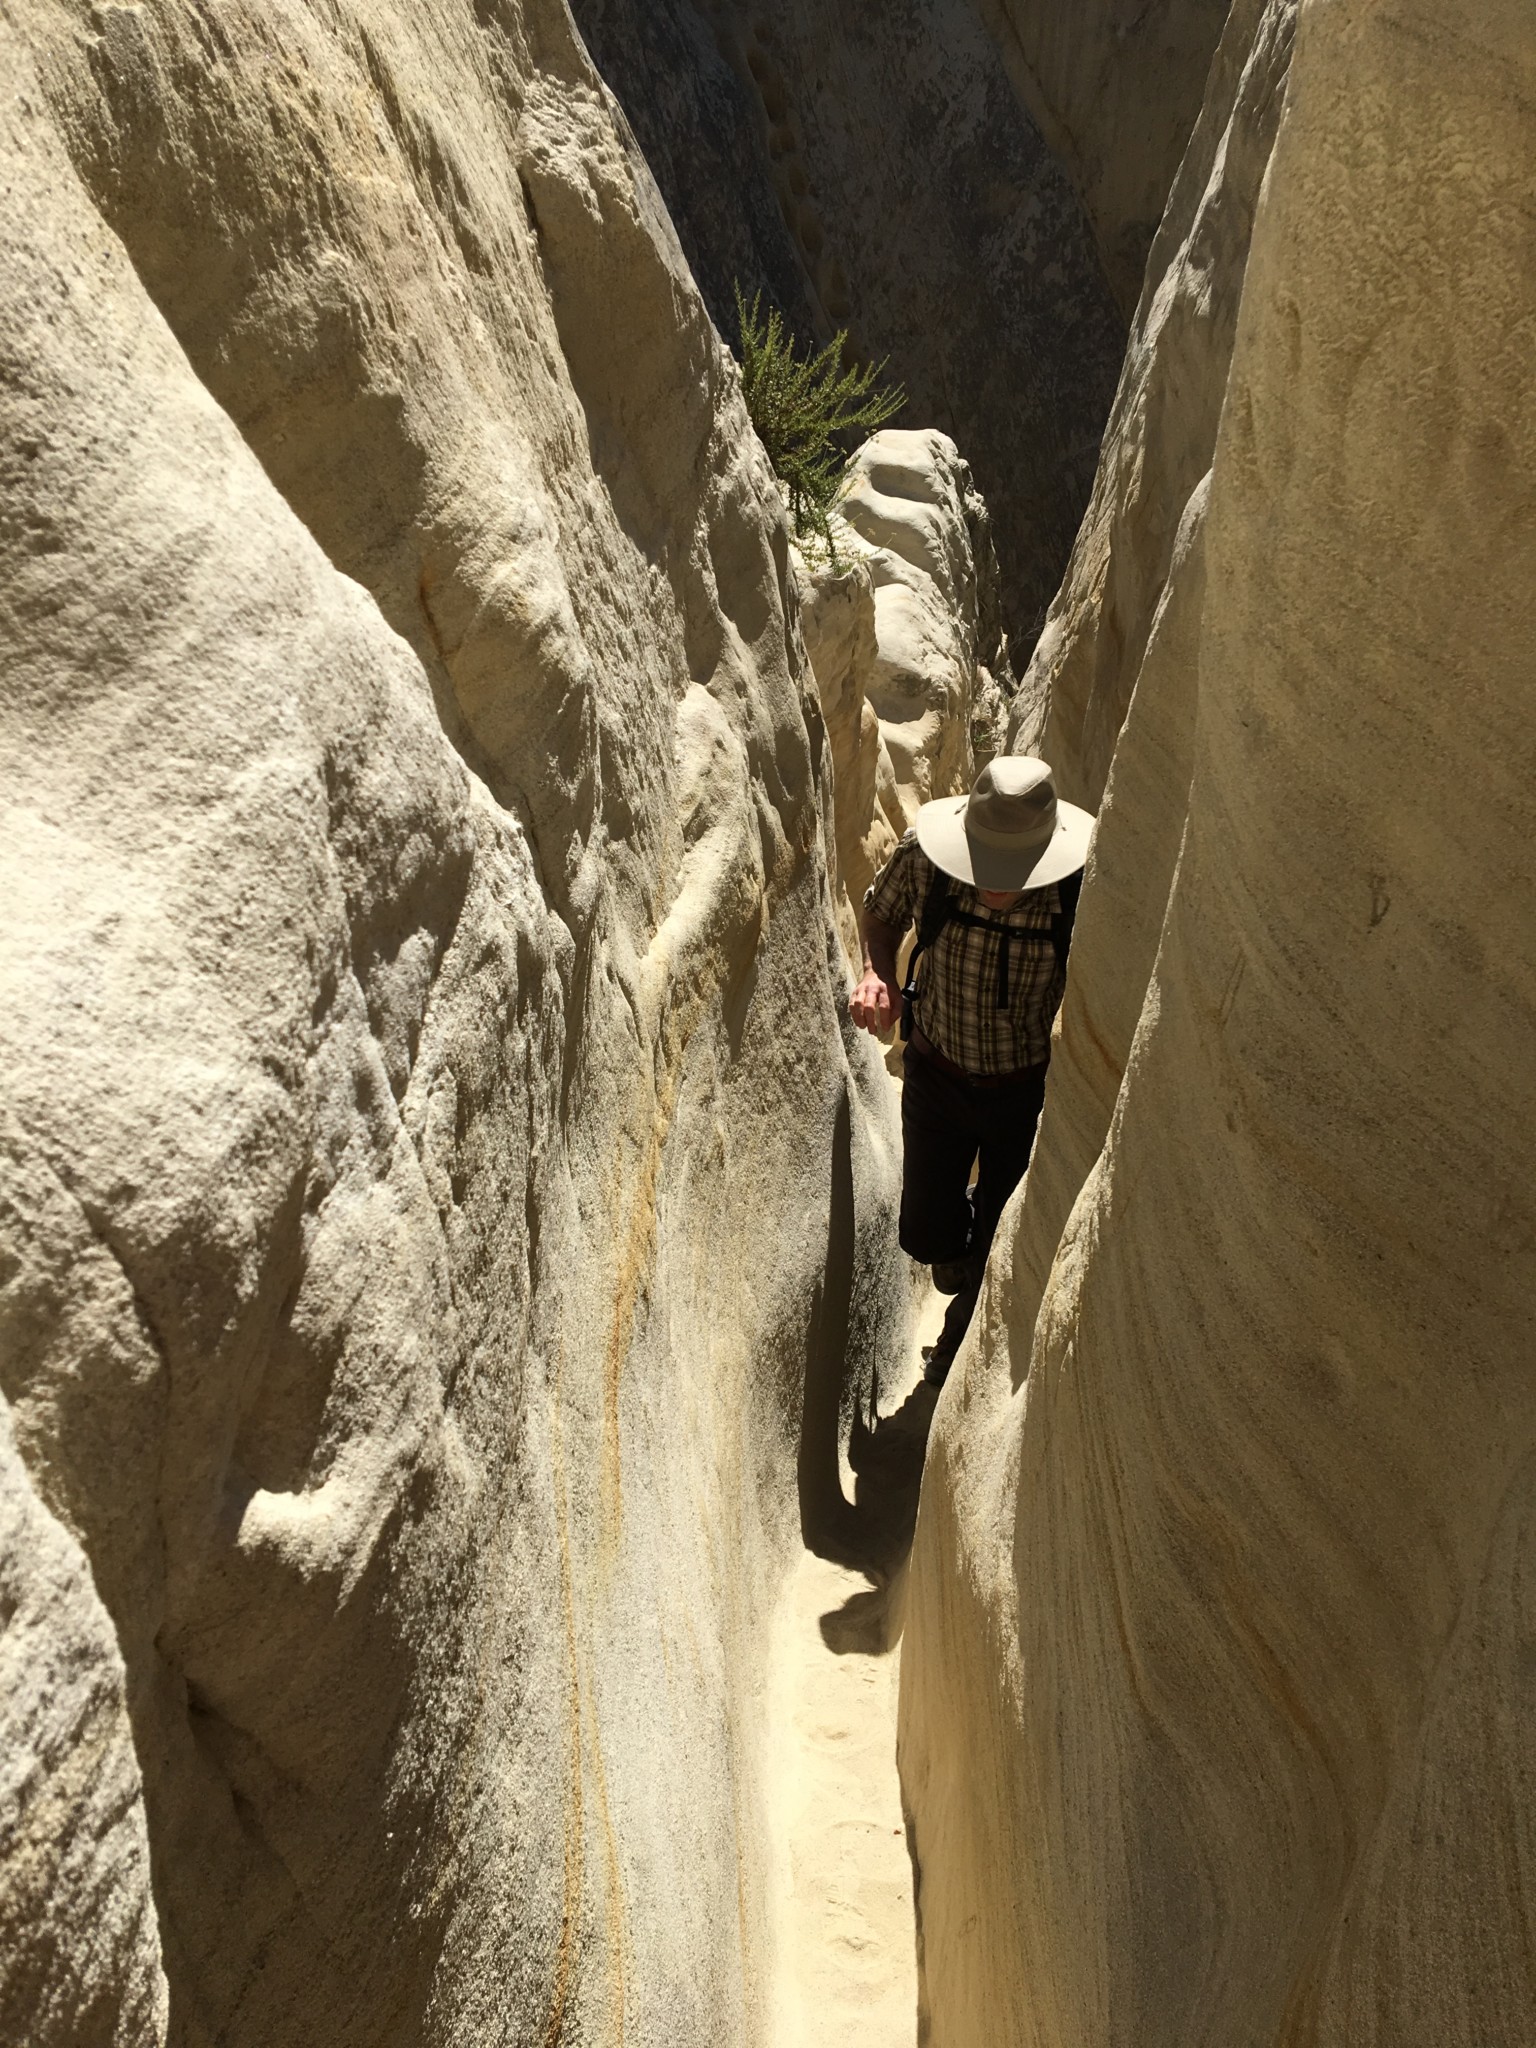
[851,756,1093,1387]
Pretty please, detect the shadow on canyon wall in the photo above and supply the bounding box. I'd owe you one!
[570,0,1131,656]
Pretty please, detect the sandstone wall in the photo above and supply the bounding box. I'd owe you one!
[0,6,909,2043]
[798,430,1011,963]
[903,2,1536,2043]
[1011,0,1297,801]
[996,0,1297,1316]
[569,0,1128,648]
[971,0,1232,313]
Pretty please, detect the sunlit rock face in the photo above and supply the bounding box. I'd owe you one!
[569,0,1130,649]
[1001,0,1299,1304]
[0,1407,167,2048]
[902,4,1536,2045]
[1012,0,1298,803]
[0,6,908,2043]
[797,430,1012,965]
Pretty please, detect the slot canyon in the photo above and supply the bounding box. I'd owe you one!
[1,3,1533,2045]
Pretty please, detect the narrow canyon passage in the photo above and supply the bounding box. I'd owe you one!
[8,4,1534,2042]
[762,1283,947,2046]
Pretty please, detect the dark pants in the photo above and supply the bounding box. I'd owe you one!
[899,1045,1048,1367]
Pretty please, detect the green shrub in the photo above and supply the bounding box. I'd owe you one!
[732,283,905,558]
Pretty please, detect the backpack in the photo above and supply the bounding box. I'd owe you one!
[899,865,1082,1042]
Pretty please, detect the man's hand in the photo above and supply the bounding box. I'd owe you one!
[850,969,901,1039]
[854,910,905,1040]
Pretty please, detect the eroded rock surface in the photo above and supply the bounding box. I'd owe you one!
[903,5,1536,2044]
[798,430,1011,962]
[0,1406,167,2047]
[0,6,908,2042]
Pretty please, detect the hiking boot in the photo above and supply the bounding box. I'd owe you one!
[931,1255,972,1295]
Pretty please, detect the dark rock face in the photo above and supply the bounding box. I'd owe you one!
[972,0,1234,315]
[572,0,1129,654]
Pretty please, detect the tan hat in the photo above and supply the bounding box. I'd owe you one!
[915,756,1093,891]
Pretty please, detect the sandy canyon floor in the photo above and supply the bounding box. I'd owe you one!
[762,1269,947,2046]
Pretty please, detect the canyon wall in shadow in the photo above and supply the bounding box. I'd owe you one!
[571,0,1232,650]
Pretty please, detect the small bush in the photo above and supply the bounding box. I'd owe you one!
[733,283,905,558]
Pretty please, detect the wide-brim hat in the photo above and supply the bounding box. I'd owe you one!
[915,755,1093,892]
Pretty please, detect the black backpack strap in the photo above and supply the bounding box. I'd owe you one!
[902,868,1081,1038]
[947,895,1062,1007]
[1052,868,1083,971]
[899,868,953,1041]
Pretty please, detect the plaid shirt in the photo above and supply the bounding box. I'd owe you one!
[864,832,1066,1074]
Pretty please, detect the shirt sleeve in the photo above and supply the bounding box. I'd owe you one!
[863,831,925,934]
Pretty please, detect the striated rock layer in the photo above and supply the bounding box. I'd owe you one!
[1012,0,1298,801]
[0,5,909,2043]
[903,3,1536,2044]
